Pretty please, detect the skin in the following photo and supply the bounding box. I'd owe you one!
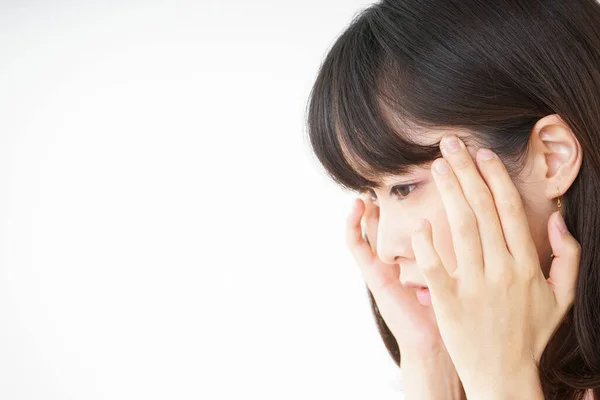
[346,114,585,398]
[413,133,581,398]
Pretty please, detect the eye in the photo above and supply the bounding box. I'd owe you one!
[363,183,419,204]
[391,184,418,200]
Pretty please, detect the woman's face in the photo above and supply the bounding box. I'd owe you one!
[364,122,580,305]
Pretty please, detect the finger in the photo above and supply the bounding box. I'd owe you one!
[431,155,484,283]
[347,197,404,298]
[346,197,376,269]
[473,146,539,270]
[439,135,510,270]
[412,218,454,306]
[360,194,380,255]
[546,211,581,312]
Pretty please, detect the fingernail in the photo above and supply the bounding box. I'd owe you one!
[442,135,460,153]
[434,158,450,174]
[477,148,495,161]
[554,211,567,233]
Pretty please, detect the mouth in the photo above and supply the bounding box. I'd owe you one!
[401,281,428,290]
[402,282,432,306]
[414,287,431,306]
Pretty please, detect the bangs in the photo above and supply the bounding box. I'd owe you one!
[306,8,443,193]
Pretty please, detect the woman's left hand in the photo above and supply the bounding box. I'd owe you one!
[412,134,581,399]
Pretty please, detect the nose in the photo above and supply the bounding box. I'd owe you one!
[375,207,415,265]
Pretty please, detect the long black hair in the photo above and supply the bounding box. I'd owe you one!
[305,1,600,398]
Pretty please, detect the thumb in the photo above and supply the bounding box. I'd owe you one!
[547,211,581,309]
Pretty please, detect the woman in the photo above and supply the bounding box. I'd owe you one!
[305,0,600,398]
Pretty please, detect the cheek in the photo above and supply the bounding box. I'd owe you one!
[523,206,553,277]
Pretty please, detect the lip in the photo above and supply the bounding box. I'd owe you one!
[401,281,428,290]
[415,287,432,306]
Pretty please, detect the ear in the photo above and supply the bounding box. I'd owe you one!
[531,114,583,200]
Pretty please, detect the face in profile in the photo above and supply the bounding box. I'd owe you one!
[358,123,579,306]
[306,0,596,395]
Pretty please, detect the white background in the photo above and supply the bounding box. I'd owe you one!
[0,1,405,399]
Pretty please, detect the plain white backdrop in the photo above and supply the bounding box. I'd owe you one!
[0,1,405,399]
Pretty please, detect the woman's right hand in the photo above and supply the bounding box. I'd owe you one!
[346,195,443,357]
[346,196,465,399]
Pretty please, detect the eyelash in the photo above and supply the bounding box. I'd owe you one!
[366,183,419,203]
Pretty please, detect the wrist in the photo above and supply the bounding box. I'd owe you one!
[399,338,449,365]
[462,363,544,400]
[401,347,465,400]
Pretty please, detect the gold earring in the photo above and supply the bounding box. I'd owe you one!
[550,187,562,260]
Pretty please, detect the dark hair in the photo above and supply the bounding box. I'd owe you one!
[305,1,600,398]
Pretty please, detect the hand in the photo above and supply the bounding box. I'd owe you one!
[411,135,581,398]
[346,195,446,360]
[347,195,465,399]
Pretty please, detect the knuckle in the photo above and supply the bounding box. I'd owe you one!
[520,265,538,283]
[470,191,493,212]
[459,284,478,300]
[456,216,476,236]
[452,156,471,170]
[490,266,515,286]
[498,196,524,217]
[456,277,478,298]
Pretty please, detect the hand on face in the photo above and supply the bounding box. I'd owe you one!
[346,194,449,361]
[411,135,581,396]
